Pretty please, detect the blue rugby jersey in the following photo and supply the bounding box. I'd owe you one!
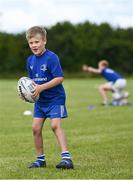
[101,68,123,82]
[27,49,66,106]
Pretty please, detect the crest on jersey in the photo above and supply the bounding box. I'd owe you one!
[30,66,33,70]
[40,64,47,72]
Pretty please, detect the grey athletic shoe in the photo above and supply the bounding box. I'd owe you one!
[28,160,46,168]
[56,159,74,169]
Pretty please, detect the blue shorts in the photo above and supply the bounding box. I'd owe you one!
[34,103,68,119]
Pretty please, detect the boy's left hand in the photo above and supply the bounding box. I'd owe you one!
[32,84,43,98]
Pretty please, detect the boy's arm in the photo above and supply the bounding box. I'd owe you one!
[27,58,33,79]
[33,77,64,98]
[82,64,101,74]
[88,67,101,74]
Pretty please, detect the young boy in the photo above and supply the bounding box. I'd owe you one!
[82,60,129,105]
[26,26,74,169]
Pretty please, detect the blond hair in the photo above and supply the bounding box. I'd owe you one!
[26,26,47,41]
[99,60,109,67]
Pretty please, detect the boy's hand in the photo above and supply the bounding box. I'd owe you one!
[82,64,89,72]
[32,84,43,98]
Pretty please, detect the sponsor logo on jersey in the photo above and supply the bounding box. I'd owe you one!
[33,77,48,82]
[35,73,39,78]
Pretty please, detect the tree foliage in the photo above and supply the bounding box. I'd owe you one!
[0,21,133,76]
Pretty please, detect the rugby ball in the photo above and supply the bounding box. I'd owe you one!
[17,77,39,103]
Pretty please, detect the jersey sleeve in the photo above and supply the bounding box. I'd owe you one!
[26,57,32,79]
[48,54,64,78]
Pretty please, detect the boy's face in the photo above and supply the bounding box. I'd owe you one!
[98,62,105,69]
[28,34,46,56]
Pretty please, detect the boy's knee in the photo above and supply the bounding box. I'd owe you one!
[51,123,60,132]
[32,125,41,135]
[51,124,57,131]
[99,84,108,92]
[99,85,104,91]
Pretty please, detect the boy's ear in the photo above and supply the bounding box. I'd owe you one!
[44,40,47,45]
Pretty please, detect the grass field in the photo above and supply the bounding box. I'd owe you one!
[0,78,133,179]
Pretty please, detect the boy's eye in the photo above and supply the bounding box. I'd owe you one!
[29,41,39,45]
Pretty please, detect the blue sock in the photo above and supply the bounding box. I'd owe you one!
[36,154,46,163]
[61,151,71,159]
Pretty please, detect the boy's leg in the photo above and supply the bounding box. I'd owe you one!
[32,118,45,156]
[112,79,129,101]
[51,118,67,151]
[98,83,112,105]
[112,79,127,92]
[51,118,74,169]
[28,118,46,168]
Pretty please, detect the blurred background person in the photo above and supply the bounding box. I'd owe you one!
[82,60,129,106]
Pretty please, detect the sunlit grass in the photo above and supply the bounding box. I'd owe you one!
[0,78,133,179]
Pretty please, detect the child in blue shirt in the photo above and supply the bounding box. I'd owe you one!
[26,26,73,169]
[82,60,129,105]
